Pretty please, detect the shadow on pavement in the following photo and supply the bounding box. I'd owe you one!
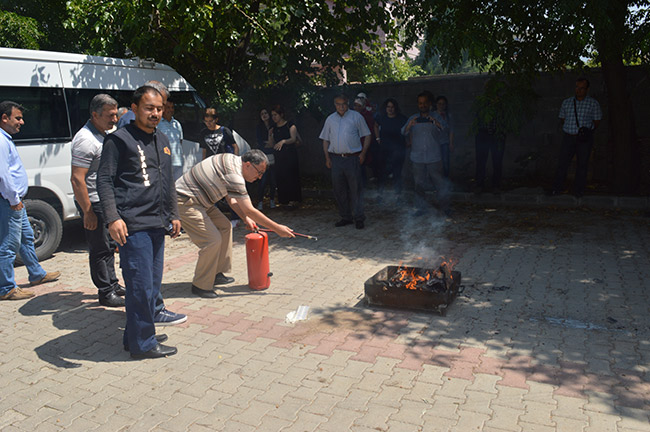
[19,290,127,368]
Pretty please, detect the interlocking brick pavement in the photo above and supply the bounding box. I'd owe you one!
[1,197,649,431]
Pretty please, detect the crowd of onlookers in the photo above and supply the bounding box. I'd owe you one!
[0,76,600,358]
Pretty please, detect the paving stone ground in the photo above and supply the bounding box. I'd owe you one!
[1,192,649,431]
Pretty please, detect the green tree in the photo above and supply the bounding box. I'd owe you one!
[345,46,425,83]
[395,0,650,193]
[63,0,395,112]
[0,10,42,49]
[0,0,79,51]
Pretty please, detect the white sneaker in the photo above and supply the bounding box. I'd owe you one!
[270,200,276,209]
[257,202,263,210]
[231,220,239,228]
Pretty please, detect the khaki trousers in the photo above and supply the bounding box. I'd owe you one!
[177,195,232,290]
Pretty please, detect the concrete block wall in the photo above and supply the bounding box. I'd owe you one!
[231,67,650,191]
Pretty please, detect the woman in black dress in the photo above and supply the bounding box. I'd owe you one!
[269,105,302,206]
[255,109,276,209]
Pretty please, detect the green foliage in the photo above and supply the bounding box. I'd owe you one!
[394,0,650,75]
[63,0,396,116]
[471,75,538,138]
[0,0,78,51]
[0,10,42,49]
[414,45,481,75]
[345,46,425,83]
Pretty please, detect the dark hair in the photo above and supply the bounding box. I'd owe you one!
[144,80,170,100]
[418,91,434,103]
[204,107,218,119]
[270,104,285,119]
[0,100,25,117]
[242,149,269,165]
[381,98,401,116]
[576,77,590,88]
[132,85,162,105]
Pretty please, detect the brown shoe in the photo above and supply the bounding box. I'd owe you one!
[0,287,35,300]
[30,271,61,286]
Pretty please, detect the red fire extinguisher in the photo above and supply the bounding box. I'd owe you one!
[245,231,272,290]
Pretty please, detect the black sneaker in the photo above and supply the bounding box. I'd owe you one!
[355,220,364,229]
[214,273,235,285]
[334,219,353,227]
[154,308,187,326]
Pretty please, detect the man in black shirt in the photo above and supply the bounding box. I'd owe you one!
[97,85,181,359]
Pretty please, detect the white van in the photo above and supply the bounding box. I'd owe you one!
[0,47,206,261]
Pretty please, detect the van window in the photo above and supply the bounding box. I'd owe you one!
[63,89,205,140]
[170,91,206,142]
[0,87,70,142]
[64,89,133,135]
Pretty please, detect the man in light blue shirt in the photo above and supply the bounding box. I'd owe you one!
[0,101,60,300]
[158,99,184,180]
[402,92,451,216]
[320,94,371,229]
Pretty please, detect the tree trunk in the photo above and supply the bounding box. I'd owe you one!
[600,59,639,193]
[594,0,639,193]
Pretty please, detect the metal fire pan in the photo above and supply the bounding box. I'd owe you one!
[364,266,461,316]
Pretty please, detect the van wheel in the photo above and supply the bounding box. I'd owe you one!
[15,200,63,265]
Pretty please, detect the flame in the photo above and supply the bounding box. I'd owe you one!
[392,258,458,290]
[395,266,429,290]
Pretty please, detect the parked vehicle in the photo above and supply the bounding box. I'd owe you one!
[0,47,206,262]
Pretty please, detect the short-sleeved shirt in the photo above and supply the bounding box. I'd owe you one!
[200,126,236,155]
[431,111,452,146]
[559,96,602,135]
[319,109,370,154]
[402,114,441,164]
[158,117,183,166]
[71,120,105,203]
[116,110,135,129]
[375,113,407,149]
[175,153,248,208]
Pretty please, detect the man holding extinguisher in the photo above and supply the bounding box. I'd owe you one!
[175,149,294,298]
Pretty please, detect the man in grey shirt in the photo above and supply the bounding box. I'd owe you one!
[402,92,451,216]
[70,94,125,307]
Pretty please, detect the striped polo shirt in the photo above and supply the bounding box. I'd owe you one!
[175,153,248,208]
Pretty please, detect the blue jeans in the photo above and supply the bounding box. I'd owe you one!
[0,199,46,295]
[120,228,165,354]
[257,163,277,203]
[330,154,365,222]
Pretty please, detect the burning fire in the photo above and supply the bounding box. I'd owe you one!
[394,259,457,290]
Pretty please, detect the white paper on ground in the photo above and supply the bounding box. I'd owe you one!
[285,305,310,323]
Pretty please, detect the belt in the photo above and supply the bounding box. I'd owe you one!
[329,152,360,158]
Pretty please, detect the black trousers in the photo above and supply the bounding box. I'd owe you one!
[475,129,505,188]
[78,202,120,295]
[553,132,593,196]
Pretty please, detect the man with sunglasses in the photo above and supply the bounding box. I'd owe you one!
[175,150,294,298]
